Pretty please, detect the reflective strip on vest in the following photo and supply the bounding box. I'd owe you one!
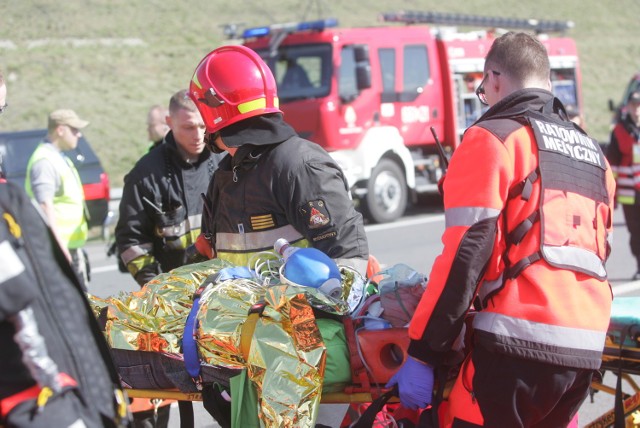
[445,207,501,228]
[473,311,606,353]
[25,144,87,249]
[216,224,305,253]
[542,245,606,278]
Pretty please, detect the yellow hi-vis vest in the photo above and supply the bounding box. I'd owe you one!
[25,143,88,249]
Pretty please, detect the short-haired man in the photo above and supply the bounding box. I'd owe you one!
[388,32,615,427]
[26,109,90,287]
[116,89,225,286]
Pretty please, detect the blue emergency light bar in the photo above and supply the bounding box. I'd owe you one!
[242,18,338,39]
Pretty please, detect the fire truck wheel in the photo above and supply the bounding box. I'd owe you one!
[364,159,407,223]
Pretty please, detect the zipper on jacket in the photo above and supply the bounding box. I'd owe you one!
[232,166,239,183]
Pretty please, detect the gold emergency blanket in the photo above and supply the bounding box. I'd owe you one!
[89,260,357,428]
[196,279,349,427]
[90,258,233,352]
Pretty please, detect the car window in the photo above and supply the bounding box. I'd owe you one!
[0,131,42,179]
[0,129,100,181]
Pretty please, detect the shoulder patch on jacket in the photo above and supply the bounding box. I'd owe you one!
[299,200,331,229]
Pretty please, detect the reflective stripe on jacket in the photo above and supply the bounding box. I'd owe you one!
[25,143,87,249]
[407,89,615,370]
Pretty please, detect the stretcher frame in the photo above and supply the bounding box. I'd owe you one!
[584,334,640,428]
[119,293,640,428]
[126,387,391,428]
[124,335,640,428]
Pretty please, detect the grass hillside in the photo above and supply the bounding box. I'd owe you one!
[1,0,639,186]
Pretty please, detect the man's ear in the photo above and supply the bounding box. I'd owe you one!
[165,115,173,130]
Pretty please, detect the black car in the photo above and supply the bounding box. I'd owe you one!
[0,129,110,229]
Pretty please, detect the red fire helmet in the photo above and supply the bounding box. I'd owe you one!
[189,45,282,133]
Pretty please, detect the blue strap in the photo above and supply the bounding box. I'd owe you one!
[182,267,255,389]
[183,286,205,388]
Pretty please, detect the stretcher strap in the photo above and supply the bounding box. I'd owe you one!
[348,386,397,428]
[183,286,206,390]
[614,325,637,428]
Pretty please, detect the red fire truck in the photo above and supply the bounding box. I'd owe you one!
[240,11,583,223]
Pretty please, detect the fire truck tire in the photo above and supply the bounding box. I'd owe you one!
[363,159,407,223]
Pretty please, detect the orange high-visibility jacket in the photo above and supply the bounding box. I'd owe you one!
[408,90,616,370]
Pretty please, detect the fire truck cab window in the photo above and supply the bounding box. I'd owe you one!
[339,46,359,102]
[402,45,430,101]
[260,44,331,103]
[378,48,396,103]
[281,59,312,89]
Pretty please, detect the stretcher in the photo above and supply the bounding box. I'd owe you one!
[116,325,409,427]
[585,296,640,428]
[119,298,640,428]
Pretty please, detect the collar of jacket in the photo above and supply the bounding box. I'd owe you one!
[163,130,211,167]
[219,113,297,148]
[474,88,556,125]
[230,143,277,172]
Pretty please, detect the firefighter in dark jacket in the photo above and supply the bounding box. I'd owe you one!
[387,32,615,427]
[116,89,224,286]
[0,72,130,427]
[187,45,369,274]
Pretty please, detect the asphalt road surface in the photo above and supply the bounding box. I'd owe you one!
[86,200,640,427]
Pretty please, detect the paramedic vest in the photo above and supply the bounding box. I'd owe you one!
[611,122,640,205]
[25,143,88,249]
[506,110,610,281]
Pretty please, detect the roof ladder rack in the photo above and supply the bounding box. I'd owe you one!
[381,11,574,34]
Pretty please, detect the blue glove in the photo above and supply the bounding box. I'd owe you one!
[386,356,434,410]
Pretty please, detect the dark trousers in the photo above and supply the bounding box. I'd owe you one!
[622,204,640,267]
[460,345,593,428]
